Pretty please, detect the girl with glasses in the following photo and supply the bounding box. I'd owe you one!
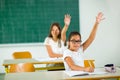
[63,12,105,72]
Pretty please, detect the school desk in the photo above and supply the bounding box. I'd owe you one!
[4,67,120,80]
[2,58,64,73]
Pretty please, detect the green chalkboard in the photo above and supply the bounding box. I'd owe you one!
[0,0,79,44]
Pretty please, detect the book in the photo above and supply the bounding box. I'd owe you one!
[64,68,107,77]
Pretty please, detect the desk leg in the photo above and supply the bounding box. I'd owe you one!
[5,66,9,73]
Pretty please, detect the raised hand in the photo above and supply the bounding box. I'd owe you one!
[96,12,105,24]
[64,14,71,26]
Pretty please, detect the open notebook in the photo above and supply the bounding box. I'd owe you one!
[64,68,107,77]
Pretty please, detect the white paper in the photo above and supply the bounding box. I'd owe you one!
[89,68,107,75]
[64,68,107,77]
[64,71,89,76]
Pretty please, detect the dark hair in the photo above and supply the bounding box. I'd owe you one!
[68,31,81,48]
[68,31,81,41]
[48,22,62,47]
[48,22,61,39]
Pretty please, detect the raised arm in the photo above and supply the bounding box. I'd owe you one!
[82,12,105,51]
[61,14,71,42]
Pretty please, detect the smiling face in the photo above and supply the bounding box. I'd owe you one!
[51,25,60,38]
[68,32,81,51]
[68,35,81,51]
[48,23,61,39]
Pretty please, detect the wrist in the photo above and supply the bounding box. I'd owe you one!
[65,24,69,27]
[65,21,70,26]
[82,67,86,72]
[95,21,99,25]
[64,25,69,29]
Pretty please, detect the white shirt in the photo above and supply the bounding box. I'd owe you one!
[63,47,84,71]
[44,37,67,54]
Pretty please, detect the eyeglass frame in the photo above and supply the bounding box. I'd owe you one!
[70,40,82,44]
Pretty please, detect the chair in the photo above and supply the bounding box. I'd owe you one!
[9,51,35,73]
[9,63,35,73]
[12,51,32,59]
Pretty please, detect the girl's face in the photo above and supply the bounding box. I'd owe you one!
[68,35,81,51]
[51,25,60,38]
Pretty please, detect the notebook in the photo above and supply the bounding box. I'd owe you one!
[64,68,107,77]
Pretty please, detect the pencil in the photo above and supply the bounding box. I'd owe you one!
[88,60,92,67]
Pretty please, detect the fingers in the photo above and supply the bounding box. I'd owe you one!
[98,12,105,19]
[96,12,105,23]
[85,67,94,72]
[64,14,71,26]
[65,14,71,19]
[98,12,103,17]
[89,67,94,72]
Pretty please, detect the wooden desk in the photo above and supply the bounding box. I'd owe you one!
[3,58,64,73]
[4,68,120,80]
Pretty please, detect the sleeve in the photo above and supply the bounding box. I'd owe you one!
[63,50,72,60]
[44,37,50,45]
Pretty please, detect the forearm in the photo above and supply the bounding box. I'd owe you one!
[89,12,104,40]
[46,45,63,58]
[70,65,85,71]
[61,14,71,42]
[89,21,99,40]
[83,21,99,51]
[49,53,63,58]
[61,25,68,42]
[70,65,94,72]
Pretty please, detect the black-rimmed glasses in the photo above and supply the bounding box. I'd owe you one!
[70,40,82,44]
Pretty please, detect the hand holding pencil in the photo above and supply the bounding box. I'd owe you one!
[84,67,94,72]
[84,60,95,72]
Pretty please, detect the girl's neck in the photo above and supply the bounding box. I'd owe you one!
[52,37,58,42]
[69,48,78,52]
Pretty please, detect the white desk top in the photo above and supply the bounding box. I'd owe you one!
[4,68,120,80]
[3,58,63,66]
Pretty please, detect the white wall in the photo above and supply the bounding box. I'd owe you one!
[0,0,120,73]
[80,0,120,67]
[0,43,49,73]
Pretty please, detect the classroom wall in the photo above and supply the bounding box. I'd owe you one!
[0,0,120,73]
[0,43,49,73]
[80,0,120,67]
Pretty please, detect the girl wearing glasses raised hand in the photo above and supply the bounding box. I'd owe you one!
[63,12,105,72]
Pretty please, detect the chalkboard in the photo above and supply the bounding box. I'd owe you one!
[0,0,80,44]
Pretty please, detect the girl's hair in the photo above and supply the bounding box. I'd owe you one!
[68,31,81,48]
[48,22,62,47]
[48,22,61,39]
[68,31,81,41]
